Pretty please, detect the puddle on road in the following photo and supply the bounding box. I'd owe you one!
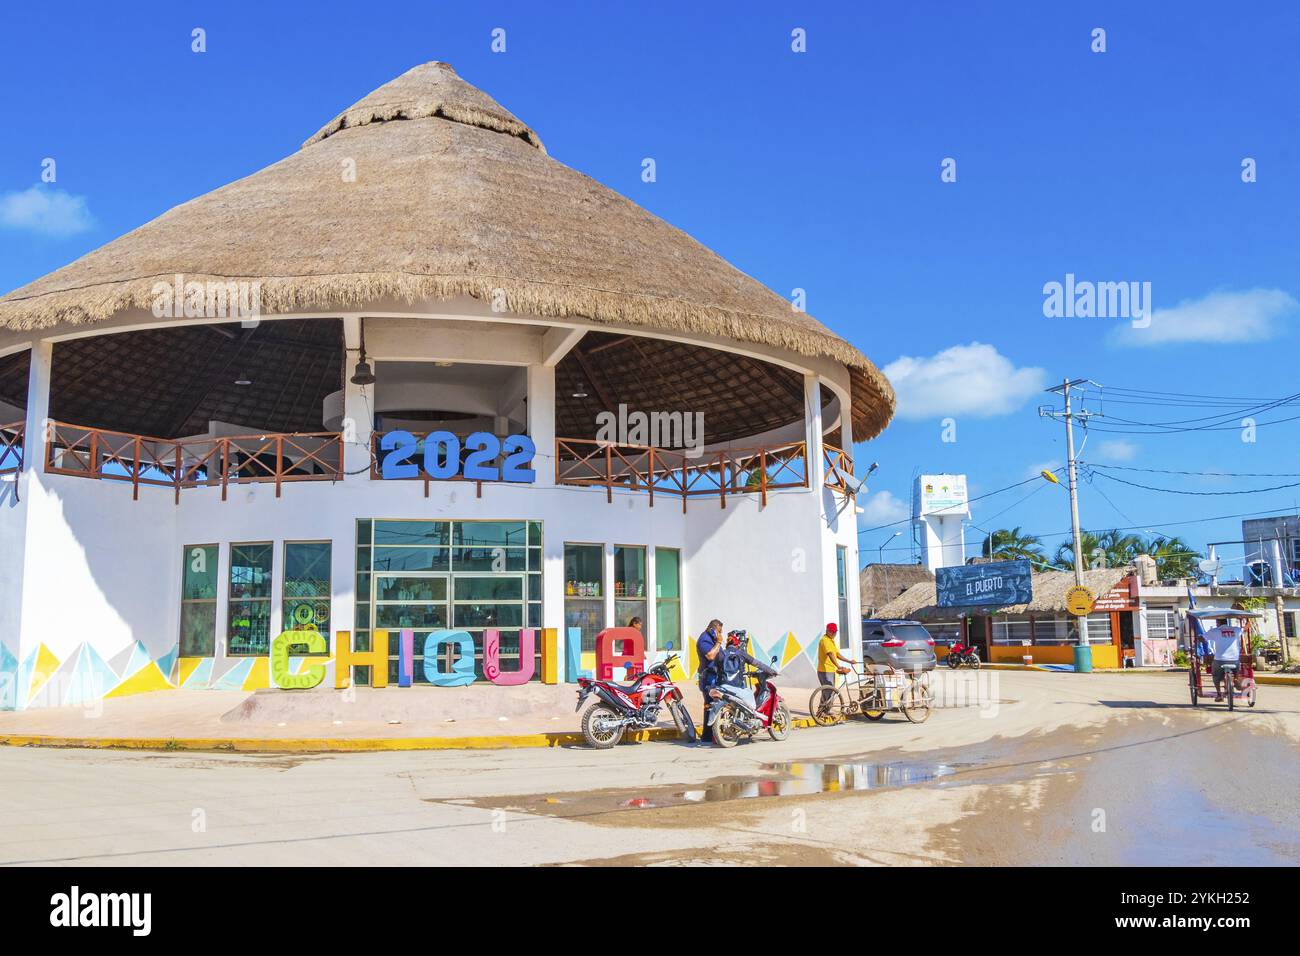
[680,760,957,802]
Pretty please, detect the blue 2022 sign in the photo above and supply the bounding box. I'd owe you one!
[380,431,537,483]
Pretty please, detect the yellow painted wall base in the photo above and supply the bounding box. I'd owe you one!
[989,644,1119,668]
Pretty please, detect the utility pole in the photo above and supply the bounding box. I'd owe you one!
[1041,378,1101,665]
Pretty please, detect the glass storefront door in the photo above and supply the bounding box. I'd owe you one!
[357,519,543,683]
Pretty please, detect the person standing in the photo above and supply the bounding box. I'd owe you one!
[695,619,723,742]
[816,622,857,704]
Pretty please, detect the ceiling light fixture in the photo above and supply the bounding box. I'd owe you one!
[350,320,377,387]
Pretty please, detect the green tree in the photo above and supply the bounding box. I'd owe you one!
[982,527,1047,563]
[1142,535,1202,579]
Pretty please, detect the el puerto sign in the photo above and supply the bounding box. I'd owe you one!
[935,559,1034,608]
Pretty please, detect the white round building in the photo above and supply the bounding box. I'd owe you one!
[0,62,894,709]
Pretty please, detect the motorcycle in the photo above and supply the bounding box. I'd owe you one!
[576,653,696,748]
[706,653,792,748]
[946,640,981,669]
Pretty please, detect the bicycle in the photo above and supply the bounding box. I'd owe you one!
[809,663,933,725]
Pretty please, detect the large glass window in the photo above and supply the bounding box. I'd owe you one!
[654,548,681,653]
[357,520,542,682]
[614,545,647,633]
[228,542,273,656]
[565,543,604,652]
[284,542,331,644]
[179,544,219,656]
[836,546,850,647]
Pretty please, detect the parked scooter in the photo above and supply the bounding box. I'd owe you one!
[946,640,981,669]
[706,639,791,747]
[576,653,696,748]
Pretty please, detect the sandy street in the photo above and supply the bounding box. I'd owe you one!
[1,670,1297,867]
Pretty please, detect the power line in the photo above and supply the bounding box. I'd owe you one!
[1090,470,1300,497]
[857,471,1054,535]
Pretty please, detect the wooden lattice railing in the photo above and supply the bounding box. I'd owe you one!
[43,422,343,502]
[0,421,23,476]
[555,438,816,510]
[822,443,856,495]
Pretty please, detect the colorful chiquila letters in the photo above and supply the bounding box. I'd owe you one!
[271,626,607,690]
[595,626,645,680]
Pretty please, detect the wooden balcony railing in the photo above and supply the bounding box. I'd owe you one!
[43,422,343,502]
[555,438,814,510]
[822,443,856,495]
[0,421,23,477]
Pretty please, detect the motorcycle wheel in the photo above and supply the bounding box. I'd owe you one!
[946,655,959,669]
[768,702,792,741]
[581,704,625,749]
[668,699,697,740]
[968,654,981,671]
[713,703,741,748]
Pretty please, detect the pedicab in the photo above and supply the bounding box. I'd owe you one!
[1187,608,1261,711]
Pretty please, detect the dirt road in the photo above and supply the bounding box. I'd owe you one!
[1,670,1296,866]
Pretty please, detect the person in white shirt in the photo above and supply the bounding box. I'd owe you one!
[1205,617,1243,702]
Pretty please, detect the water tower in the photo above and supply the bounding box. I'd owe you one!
[913,474,969,572]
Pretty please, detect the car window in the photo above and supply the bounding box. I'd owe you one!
[888,624,933,643]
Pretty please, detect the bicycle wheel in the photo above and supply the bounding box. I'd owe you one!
[809,685,844,726]
[900,683,931,723]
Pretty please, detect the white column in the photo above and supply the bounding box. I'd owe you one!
[527,363,556,487]
[804,374,824,491]
[20,340,52,496]
[341,317,373,481]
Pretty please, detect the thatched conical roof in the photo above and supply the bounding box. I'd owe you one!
[0,62,894,438]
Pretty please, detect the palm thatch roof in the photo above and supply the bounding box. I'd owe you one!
[859,563,934,614]
[877,567,1134,620]
[0,62,894,439]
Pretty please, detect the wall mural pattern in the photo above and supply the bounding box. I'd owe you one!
[0,625,828,710]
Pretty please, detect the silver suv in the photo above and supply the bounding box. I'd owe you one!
[860,619,937,673]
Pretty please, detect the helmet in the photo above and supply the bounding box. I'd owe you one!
[726,629,745,647]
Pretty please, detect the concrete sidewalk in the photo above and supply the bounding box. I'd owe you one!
[0,681,827,752]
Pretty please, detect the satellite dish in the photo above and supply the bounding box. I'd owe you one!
[1198,558,1222,577]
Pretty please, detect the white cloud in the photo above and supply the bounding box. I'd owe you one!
[857,489,908,526]
[1111,288,1296,347]
[1094,439,1138,462]
[0,185,94,237]
[883,342,1047,420]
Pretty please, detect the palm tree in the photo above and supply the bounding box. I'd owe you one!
[1143,535,1202,579]
[982,527,1047,563]
[1053,529,1142,571]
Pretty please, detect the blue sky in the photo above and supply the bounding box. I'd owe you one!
[2,1,1298,571]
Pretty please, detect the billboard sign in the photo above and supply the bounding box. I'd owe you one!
[917,474,968,516]
[936,559,1034,608]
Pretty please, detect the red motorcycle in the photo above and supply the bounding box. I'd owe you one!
[707,646,791,748]
[576,653,695,748]
[946,639,981,670]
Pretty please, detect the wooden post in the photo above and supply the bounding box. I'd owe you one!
[647,447,655,508]
[605,444,613,503]
[173,443,182,505]
[132,435,141,501]
[718,451,726,509]
[221,440,229,501]
[760,449,768,507]
[88,429,99,479]
[275,435,283,498]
